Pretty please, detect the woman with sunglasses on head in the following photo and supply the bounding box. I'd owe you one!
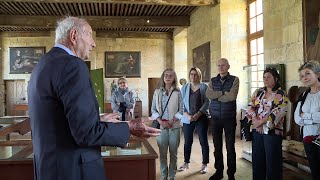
[111,77,135,121]
[294,60,320,180]
[246,67,288,180]
[178,67,210,174]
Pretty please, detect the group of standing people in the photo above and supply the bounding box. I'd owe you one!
[150,58,239,180]
[153,58,320,180]
[246,60,320,180]
[26,15,319,180]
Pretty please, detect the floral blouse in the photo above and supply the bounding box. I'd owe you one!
[246,87,288,135]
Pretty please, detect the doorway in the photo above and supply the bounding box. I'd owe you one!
[5,80,26,116]
[148,78,160,116]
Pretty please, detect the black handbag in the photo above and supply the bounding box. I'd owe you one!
[240,116,252,141]
[151,120,160,129]
[151,91,174,129]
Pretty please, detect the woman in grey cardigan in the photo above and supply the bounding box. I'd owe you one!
[179,67,210,174]
[151,68,183,180]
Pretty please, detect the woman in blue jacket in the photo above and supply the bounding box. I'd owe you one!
[179,67,210,174]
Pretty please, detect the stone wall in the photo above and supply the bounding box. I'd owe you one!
[0,32,173,116]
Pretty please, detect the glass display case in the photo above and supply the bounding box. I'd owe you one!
[0,117,158,180]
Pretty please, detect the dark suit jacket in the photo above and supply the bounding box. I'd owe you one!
[28,47,130,180]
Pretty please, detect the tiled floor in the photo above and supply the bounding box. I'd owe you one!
[148,132,312,180]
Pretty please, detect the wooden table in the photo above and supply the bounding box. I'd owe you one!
[0,135,157,180]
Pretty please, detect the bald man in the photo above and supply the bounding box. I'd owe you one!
[206,58,239,180]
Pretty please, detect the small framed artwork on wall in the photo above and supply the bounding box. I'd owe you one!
[9,47,45,74]
[105,51,141,78]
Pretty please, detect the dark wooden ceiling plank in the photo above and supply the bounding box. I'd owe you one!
[42,3,53,16]
[81,3,87,16]
[3,2,17,14]
[10,2,24,15]
[166,6,176,16]
[0,0,213,6]
[116,4,120,16]
[157,5,166,16]
[59,3,69,15]
[23,3,36,15]
[0,15,189,28]
[37,2,49,15]
[173,6,184,16]
[111,3,115,16]
[85,3,91,16]
[68,3,76,15]
[131,4,138,15]
[127,4,133,16]
[72,3,79,16]
[146,5,154,16]
[0,6,10,15]
[107,3,111,16]
[90,3,95,16]
[138,4,145,16]
[48,3,60,16]
[28,2,42,15]
[96,30,172,39]
[102,3,106,16]
[118,3,123,16]
[96,2,100,16]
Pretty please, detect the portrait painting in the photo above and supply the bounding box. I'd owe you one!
[9,47,45,74]
[193,42,211,82]
[105,51,141,78]
[304,0,320,62]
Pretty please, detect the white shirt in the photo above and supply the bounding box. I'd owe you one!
[294,91,320,137]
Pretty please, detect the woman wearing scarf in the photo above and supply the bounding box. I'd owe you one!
[111,77,135,121]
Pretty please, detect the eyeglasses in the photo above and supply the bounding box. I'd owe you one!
[118,81,127,84]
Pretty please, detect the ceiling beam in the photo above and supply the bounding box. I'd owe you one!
[96,31,172,39]
[0,15,189,29]
[1,0,215,6]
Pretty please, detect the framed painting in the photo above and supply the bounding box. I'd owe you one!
[193,42,211,82]
[105,51,141,78]
[304,0,320,62]
[9,47,45,74]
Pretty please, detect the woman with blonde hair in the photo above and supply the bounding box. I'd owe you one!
[151,68,183,180]
[294,60,320,180]
[178,67,209,174]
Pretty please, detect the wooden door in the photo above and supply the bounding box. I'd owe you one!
[148,78,160,116]
[5,80,26,116]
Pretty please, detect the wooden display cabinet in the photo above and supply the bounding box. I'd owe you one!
[0,117,157,180]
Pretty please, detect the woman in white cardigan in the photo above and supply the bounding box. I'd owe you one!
[151,68,183,180]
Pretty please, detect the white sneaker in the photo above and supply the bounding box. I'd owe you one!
[200,164,208,174]
[178,163,189,172]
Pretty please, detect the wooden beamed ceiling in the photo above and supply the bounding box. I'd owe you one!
[0,0,219,36]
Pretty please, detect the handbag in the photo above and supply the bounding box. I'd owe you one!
[240,116,252,141]
[151,91,174,129]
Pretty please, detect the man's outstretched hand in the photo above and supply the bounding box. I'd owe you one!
[100,113,120,123]
[128,117,161,138]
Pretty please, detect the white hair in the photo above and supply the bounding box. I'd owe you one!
[55,16,88,43]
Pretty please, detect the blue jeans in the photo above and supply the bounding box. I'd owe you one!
[252,130,282,180]
[304,141,320,180]
[183,115,209,164]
